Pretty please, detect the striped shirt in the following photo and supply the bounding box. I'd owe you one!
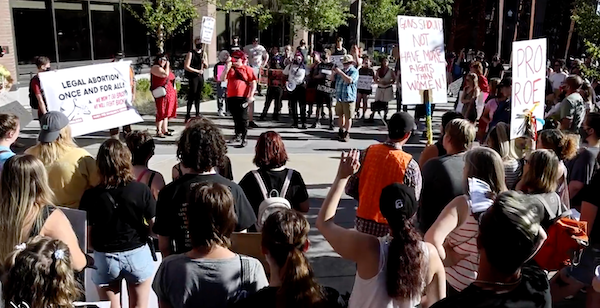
[445,205,480,292]
[504,159,520,190]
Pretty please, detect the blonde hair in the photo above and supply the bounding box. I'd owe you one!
[0,155,54,262]
[30,126,78,165]
[486,122,517,161]
[445,119,476,151]
[521,149,559,193]
[465,73,480,92]
[465,147,508,194]
[3,236,80,308]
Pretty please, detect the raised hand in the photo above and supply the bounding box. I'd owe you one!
[337,149,360,179]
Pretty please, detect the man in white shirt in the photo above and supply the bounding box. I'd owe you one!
[549,59,568,92]
[243,38,269,127]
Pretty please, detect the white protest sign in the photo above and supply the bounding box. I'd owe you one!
[201,16,215,44]
[39,61,143,137]
[510,38,547,139]
[0,93,32,127]
[357,75,373,90]
[331,55,344,68]
[397,15,447,104]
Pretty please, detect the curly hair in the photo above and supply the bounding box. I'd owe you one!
[3,236,80,308]
[177,117,227,173]
[537,129,578,161]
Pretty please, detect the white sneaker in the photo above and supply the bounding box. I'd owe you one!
[218,111,225,117]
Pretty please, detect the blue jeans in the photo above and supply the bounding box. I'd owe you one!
[92,244,154,286]
[217,85,226,112]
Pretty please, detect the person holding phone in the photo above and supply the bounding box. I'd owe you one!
[221,50,257,148]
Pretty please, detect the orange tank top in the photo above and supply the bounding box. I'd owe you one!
[357,143,412,224]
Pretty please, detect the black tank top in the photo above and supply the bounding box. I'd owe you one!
[185,50,204,79]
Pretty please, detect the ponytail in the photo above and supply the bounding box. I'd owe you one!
[559,134,578,161]
[262,210,326,308]
[538,129,578,161]
[386,219,424,300]
[276,247,324,308]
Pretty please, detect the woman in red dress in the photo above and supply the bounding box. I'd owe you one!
[470,61,489,93]
[151,53,177,138]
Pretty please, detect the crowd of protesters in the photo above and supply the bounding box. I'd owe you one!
[8,36,600,308]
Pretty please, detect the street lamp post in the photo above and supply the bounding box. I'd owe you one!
[357,0,362,47]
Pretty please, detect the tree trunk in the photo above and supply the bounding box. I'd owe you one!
[157,25,165,54]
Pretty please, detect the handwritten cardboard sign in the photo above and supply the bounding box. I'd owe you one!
[357,75,373,90]
[510,38,547,139]
[201,16,215,44]
[397,15,447,104]
[331,55,344,68]
[38,61,143,137]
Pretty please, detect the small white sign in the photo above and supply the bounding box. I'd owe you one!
[357,75,373,90]
[201,16,215,45]
[510,38,547,139]
[331,55,344,68]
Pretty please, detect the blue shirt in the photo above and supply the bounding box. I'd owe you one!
[0,145,15,169]
[335,65,359,102]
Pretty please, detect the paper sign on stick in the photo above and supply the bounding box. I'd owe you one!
[357,75,373,90]
[397,15,447,104]
[201,16,215,45]
[510,38,547,139]
[38,61,143,137]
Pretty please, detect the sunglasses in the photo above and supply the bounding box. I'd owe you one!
[159,57,167,61]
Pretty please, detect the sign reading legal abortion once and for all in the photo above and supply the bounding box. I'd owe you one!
[38,61,143,137]
[397,15,447,104]
[510,38,547,140]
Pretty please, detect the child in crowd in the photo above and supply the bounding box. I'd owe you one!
[3,236,80,308]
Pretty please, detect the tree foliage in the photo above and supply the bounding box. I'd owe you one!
[362,0,453,40]
[128,0,198,53]
[573,0,600,46]
[280,0,353,32]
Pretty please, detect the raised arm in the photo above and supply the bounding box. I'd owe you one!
[316,150,379,264]
[424,195,469,265]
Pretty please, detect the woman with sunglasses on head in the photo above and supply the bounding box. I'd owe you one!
[151,53,177,138]
[425,147,507,296]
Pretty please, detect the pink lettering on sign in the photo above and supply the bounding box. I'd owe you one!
[513,44,544,106]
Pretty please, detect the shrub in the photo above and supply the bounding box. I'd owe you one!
[202,81,213,100]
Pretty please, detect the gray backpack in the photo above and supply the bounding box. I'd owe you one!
[253,169,293,231]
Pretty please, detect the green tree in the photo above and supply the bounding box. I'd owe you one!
[129,0,272,52]
[279,0,353,33]
[362,0,453,49]
[572,0,600,81]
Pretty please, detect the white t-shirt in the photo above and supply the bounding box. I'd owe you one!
[549,71,568,91]
[244,44,267,68]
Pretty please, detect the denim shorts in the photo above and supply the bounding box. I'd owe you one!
[92,244,154,286]
[563,245,600,285]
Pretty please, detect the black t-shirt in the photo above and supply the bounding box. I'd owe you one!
[80,182,156,252]
[418,153,466,233]
[316,62,336,95]
[488,63,504,79]
[230,286,344,308]
[153,173,256,254]
[431,265,551,308]
[566,147,600,208]
[239,168,309,216]
[580,172,600,245]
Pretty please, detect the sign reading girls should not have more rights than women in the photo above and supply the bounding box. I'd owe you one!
[510,38,547,139]
[38,61,143,137]
[397,15,447,104]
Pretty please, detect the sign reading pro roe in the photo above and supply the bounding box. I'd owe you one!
[510,38,547,139]
[397,15,447,104]
[39,61,143,137]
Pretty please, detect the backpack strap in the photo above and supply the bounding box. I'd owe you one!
[280,169,294,199]
[148,171,156,189]
[252,170,269,199]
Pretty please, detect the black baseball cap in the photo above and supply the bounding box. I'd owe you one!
[379,183,418,225]
[388,112,415,139]
[38,111,70,143]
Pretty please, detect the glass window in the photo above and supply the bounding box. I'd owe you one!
[54,0,92,61]
[216,10,228,52]
[12,0,56,64]
[122,3,150,57]
[90,2,120,60]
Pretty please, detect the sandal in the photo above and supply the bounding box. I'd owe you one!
[163,131,173,136]
[155,133,166,138]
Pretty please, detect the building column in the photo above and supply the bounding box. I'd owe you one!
[0,0,18,89]
[291,22,308,50]
[193,0,217,65]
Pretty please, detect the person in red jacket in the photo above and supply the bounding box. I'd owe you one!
[221,50,257,148]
